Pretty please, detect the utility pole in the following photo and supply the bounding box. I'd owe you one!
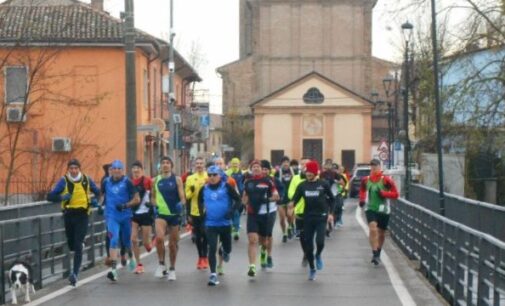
[167,0,176,160]
[124,0,137,168]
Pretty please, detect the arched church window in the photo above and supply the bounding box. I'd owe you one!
[303,87,324,104]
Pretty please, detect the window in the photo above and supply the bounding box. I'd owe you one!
[303,87,324,104]
[5,66,28,104]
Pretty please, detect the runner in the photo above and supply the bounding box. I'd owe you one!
[185,157,209,270]
[320,160,344,235]
[130,161,154,274]
[334,163,349,226]
[259,160,281,268]
[101,160,140,282]
[274,156,296,242]
[152,156,186,281]
[225,157,245,241]
[359,159,399,265]
[47,159,100,286]
[287,157,309,265]
[243,160,279,277]
[290,160,334,280]
[198,166,241,286]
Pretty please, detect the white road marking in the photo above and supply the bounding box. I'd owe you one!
[25,231,191,306]
[355,206,417,306]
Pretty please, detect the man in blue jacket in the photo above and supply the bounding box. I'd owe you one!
[198,166,241,286]
[101,160,140,282]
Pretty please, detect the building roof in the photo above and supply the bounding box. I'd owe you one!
[0,0,201,81]
[250,71,374,108]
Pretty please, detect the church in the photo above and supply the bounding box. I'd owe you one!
[218,0,393,170]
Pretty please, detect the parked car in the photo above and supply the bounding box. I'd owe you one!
[349,164,371,198]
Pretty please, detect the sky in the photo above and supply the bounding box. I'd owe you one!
[99,0,418,114]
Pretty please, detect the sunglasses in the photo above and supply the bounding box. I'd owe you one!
[208,173,219,177]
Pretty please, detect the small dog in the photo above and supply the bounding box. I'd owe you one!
[8,261,35,304]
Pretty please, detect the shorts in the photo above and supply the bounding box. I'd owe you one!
[157,214,181,227]
[365,210,390,230]
[132,213,154,226]
[247,212,276,237]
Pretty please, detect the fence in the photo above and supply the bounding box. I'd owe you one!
[0,201,60,222]
[410,184,505,241]
[390,198,505,306]
[0,209,106,305]
[0,180,51,206]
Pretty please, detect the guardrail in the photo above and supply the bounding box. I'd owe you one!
[0,201,60,222]
[410,184,505,241]
[390,198,505,306]
[0,210,106,305]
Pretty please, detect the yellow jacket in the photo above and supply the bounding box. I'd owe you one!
[185,171,208,217]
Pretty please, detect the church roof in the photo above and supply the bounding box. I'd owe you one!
[250,71,374,108]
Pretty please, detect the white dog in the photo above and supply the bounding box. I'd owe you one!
[8,261,35,304]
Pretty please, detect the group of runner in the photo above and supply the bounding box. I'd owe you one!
[48,155,398,287]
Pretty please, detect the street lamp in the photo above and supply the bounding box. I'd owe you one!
[401,21,413,199]
[382,75,395,169]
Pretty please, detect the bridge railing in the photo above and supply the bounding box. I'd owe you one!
[0,201,60,222]
[0,210,106,305]
[391,198,505,306]
[410,184,505,241]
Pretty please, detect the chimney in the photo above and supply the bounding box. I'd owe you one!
[91,0,103,11]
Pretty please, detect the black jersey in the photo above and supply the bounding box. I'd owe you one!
[244,175,277,214]
[291,179,335,217]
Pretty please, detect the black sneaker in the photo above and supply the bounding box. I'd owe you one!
[68,273,77,287]
[120,255,127,267]
[107,270,118,282]
[282,235,288,243]
[371,256,380,266]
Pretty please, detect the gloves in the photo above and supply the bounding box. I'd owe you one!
[61,193,71,202]
[116,203,128,212]
[359,201,365,208]
[90,198,99,208]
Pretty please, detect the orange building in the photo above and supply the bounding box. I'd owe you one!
[0,0,200,204]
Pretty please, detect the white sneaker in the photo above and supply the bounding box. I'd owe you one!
[167,269,176,281]
[154,265,167,278]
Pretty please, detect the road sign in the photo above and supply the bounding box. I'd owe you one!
[136,124,160,132]
[200,114,209,127]
[394,140,402,151]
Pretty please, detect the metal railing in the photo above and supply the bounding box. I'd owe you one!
[0,201,60,222]
[410,184,505,241]
[390,198,505,306]
[0,210,106,305]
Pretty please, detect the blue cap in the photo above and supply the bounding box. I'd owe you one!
[111,160,124,169]
[207,165,220,175]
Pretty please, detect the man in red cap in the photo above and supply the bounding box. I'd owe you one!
[359,159,399,266]
[290,160,335,281]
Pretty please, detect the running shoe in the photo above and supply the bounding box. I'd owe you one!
[233,230,240,241]
[201,257,209,269]
[208,273,220,286]
[260,248,267,268]
[266,256,273,268]
[217,265,224,275]
[120,255,127,267]
[371,255,380,266]
[167,269,176,281]
[247,264,256,277]
[128,258,136,272]
[316,255,323,270]
[301,256,308,267]
[287,226,294,240]
[154,264,167,278]
[197,257,203,270]
[107,269,118,282]
[308,269,316,281]
[282,234,288,243]
[68,273,77,287]
[134,263,144,274]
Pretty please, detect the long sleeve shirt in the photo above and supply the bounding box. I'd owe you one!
[291,179,335,218]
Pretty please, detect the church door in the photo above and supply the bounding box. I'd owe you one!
[303,139,323,165]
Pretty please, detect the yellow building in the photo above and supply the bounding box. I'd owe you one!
[251,72,373,170]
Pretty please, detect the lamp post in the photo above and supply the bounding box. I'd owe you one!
[402,21,413,199]
[430,0,445,215]
[382,75,395,169]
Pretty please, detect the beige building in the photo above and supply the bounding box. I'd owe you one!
[218,0,394,163]
[252,72,373,169]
